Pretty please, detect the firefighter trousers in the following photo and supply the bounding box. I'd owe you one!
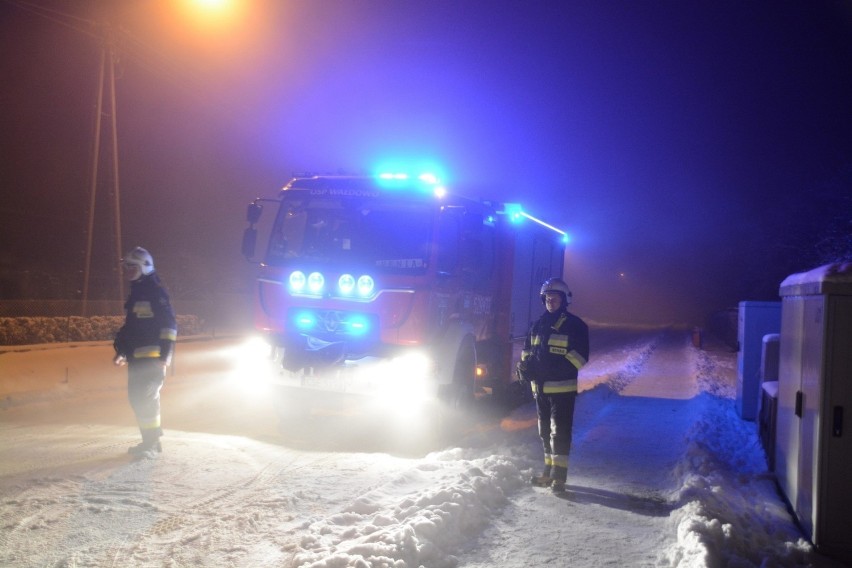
[535,391,577,482]
[127,359,165,441]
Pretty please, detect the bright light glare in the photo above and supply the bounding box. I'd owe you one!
[520,211,567,239]
[503,203,524,223]
[357,275,375,297]
[344,352,435,397]
[294,311,316,330]
[289,270,306,292]
[307,272,324,294]
[170,0,257,62]
[225,336,275,395]
[501,203,568,239]
[346,315,370,335]
[338,274,355,295]
[192,0,229,10]
[372,352,435,404]
[179,0,241,28]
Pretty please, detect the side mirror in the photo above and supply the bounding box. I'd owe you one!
[241,227,258,259]
[246,202,263,224]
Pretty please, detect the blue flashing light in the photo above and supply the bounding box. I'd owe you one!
[374,164,444,193]
[501,203,569,241]
[379,172,409,180]
[503,203,524,224]
[346,315,370,336]
[294,311,317,331]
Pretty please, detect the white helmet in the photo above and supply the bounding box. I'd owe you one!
[122,247,154,279]
[540,277,572,305]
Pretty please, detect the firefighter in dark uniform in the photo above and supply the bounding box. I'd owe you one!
[113,247,177,459]
[517,277,589,493]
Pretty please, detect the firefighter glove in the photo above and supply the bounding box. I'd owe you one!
[516,360,530,385]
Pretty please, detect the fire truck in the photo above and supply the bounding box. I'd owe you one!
[240,173,566,424]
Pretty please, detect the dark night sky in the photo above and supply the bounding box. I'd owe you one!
[1,0,851,325]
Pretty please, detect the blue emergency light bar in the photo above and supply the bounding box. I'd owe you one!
[375,170,447,198]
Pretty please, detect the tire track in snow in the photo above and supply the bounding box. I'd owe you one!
[108,449,343,566]
[601,331,662,394]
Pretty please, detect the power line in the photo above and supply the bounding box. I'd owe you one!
[2,0,99,39]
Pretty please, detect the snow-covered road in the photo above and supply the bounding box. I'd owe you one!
[0,328,843,567]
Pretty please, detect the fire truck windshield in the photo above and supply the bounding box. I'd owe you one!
[266,197,434,272]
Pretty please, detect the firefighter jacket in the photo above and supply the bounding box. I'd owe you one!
[114,272,177,365]
[520,308,589,395]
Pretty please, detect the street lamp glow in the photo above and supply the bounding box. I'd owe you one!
[192,0,231,11]
[181,0,240,27]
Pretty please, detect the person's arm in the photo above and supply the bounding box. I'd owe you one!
[155,288,178,367]
[565,319,589,371]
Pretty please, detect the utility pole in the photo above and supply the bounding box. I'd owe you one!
[81,22,123,315]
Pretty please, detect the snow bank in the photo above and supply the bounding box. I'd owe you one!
[0,315,204,346]
[293,450,526,568]
[663,346,815,567]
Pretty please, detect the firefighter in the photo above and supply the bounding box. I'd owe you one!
[517,277,589,494]
[113,247,177,459]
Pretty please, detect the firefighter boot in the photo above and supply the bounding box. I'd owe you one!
[550,465,568,494]
[530,465,552,487]
[128,429,162,458]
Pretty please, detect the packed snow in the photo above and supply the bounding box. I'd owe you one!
[0,326,845,567]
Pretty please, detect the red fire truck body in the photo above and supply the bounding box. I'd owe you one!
[241,174,565,408]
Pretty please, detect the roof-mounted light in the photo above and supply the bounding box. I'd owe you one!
[379,172,409,181]
[502,203,570,242]
[375,166,444,193]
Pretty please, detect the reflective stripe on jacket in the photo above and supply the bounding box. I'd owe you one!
[114,272,177,363]
[521,308,589,393]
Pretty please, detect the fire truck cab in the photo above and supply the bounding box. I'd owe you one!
[241,173,566,416]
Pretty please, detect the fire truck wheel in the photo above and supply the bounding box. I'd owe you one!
[435,336,476,440]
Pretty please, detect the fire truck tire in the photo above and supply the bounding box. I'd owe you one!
[449,334,476,407]
[434,334,476,440]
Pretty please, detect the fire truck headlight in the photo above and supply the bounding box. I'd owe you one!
[225,336,274,397]
[357,275,375,297]
[338,274,356,295]
[289,271,306,293]
[367,351,436,408]
[308,271,324,294]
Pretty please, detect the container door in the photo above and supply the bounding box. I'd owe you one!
[815,295,852,555]
[776,295,805,510]
[796,296,826,540]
